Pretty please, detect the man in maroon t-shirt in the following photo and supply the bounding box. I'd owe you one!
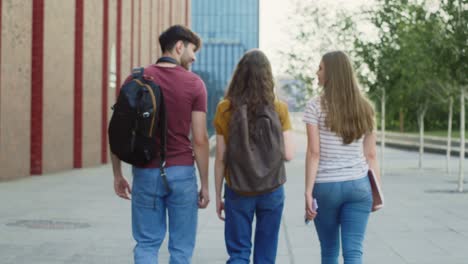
[110,25,209,264]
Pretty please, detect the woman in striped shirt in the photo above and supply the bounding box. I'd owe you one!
[303,51,381,264]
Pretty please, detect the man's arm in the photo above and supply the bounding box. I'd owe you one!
[111,153,131,200]
[191,111,210,208]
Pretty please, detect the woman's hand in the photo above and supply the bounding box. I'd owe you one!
[305,194,318,220]
[216,197,225,221]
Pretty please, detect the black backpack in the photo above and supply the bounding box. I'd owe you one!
[225,104,286,194]
[108,66,167,167]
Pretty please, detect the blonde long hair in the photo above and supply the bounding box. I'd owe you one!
[321,51,374,144]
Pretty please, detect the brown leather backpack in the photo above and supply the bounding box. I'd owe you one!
[225,104,286,194]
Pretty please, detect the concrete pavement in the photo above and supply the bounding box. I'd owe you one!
[1,132,467,263]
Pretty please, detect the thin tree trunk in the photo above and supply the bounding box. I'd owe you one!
[380,89,386,177]
[458,87,465,192]
[446,97,453,174]
[418,103,428,170]
[399,108,404,132]
[418,115,424,169]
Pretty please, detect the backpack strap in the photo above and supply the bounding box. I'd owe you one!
[158,90,170,193]
[132,66,170,192]
[132,67,144,78]
[156,56,179,65]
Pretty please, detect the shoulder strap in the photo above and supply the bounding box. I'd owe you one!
[158,87,170,193]
[131,65,170,192]
[156,56,179,65]
[131,66,171,192]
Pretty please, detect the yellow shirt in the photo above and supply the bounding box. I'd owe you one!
[213,99,292,187]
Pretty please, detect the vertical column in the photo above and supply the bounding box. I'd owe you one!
[149,0,152,63]
[0,0,2,144]
[155,0,161,59]
[116,0,122,97]
[74,0,84,168]
[138,0,141,66]
[130,0,134,69]
[159,0,163,36]
[169,0,172,26]
[102,0,109,163]
[185,0,190,27]
[31,0,45,175]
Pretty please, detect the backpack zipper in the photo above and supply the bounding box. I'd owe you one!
[135,79,157,137]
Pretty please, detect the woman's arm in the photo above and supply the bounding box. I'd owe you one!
[283,130,295,161]
[305,124,320,219]
[214,135,226,220]
[363,131,381,185]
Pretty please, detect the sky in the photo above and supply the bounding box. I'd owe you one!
[259,0,376,75]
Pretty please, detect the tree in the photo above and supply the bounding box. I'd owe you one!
[352,0,413,175]
[353,0,464,172]
[282,1,356,108]
[438,0,468,191]
[394,4,445,169]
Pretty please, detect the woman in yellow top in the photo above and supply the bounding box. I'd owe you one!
[213,49,295,264]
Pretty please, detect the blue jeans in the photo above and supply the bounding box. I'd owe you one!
[224,185,285,264]
[132,166,198,264]
[313,176,373,264]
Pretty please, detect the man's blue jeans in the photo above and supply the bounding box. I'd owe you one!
[224,185,285,264]
[131,166,198,264]
[313,176,373,264]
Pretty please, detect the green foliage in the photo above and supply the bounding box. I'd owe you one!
[285,0,467,130]
[281,2,358,108]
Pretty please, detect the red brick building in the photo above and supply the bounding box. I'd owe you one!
[0,0,191,180]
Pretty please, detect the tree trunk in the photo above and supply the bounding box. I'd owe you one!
[399,108,405,132]
[418,115,424,169]
[380,89,386,177]
[458,87,465,192]
[446,97,453,174]
[418,103,428,170]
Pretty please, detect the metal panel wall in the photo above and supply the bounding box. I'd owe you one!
[191,0,259,134]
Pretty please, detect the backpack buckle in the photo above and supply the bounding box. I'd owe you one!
[132,67,144,78]
[143,75,154,81]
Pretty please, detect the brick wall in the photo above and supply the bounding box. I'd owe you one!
[0,0,191,180]
[1,0,33,179]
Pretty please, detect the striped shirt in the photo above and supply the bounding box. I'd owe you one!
[303,97,368,183]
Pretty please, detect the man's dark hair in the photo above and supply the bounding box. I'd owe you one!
[158,25,201,53]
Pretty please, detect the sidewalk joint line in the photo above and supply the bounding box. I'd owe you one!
[281,215,295,264]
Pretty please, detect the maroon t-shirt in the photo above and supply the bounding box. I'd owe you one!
[124,64,207,168]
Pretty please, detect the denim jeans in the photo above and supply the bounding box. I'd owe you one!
[312,176,373,264]
[132,165,198,264]
[224,184,285,264]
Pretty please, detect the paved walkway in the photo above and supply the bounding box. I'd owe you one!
[1,132,467,263]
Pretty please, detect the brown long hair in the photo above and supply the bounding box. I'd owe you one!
[321,51,374,144]
[225,49,276,135]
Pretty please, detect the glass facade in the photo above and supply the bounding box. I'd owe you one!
[192,0,259,134]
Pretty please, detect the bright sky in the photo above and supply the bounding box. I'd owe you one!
[259,0,376,75]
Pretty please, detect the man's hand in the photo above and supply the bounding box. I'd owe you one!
[198,187,210,209]
[216,197,225,221]
[114,175,132,200]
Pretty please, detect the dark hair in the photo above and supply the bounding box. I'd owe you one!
[225,49,275,136]
[158,25,201,53]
